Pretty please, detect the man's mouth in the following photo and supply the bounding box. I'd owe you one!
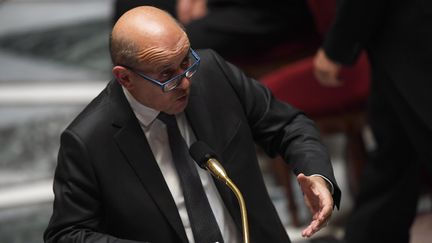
[177,94,188,101]
[176,91,189,100]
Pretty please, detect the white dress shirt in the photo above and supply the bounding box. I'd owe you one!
[123,88,240,243]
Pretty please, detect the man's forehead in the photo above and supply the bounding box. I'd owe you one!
[138,40,190,70]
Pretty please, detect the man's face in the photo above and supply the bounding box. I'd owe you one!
[126,44,193,115]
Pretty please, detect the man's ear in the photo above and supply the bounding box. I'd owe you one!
[112,66,134,90]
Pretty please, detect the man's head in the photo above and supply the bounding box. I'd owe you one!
[110,6,195,114]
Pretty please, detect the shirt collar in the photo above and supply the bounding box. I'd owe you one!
[122,87,159,127]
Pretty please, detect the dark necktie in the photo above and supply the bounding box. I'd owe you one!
[157,112,224,243]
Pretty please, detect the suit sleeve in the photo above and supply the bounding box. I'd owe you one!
[44,130,146,243]
[323,0,388,64]
[208,50,341,208]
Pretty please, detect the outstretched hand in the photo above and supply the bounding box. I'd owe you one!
[297,173,334,238]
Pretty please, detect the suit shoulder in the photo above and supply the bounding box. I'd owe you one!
[194,49,235,76]
[195,49,224,62]
[65,86,112,141]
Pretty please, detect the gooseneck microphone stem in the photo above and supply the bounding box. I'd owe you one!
[205,159,250,243]
[224,174,249,243]
[190,141,250,243]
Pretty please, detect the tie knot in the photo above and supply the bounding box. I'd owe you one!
[157,112,176,126]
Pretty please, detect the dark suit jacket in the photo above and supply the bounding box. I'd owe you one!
[44,49,341,243]
[323,0,432,131]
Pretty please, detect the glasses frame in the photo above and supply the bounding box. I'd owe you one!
[121,48,200,92]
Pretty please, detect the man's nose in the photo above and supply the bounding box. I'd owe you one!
[177,76,191,90]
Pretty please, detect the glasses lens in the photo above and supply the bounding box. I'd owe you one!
[163,78,181,92]
[185,64,198,78]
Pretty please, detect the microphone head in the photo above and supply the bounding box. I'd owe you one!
[189,141,219,168]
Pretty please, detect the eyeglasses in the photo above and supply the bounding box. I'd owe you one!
[121,48,200,92]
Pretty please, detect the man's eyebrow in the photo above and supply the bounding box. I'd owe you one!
[159,64,174,71]
[157,51,190,72]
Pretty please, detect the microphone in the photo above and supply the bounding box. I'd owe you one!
[189,141,229,182]
[189,141,250,243]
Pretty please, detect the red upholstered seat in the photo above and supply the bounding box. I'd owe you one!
[262,53,370,118]
[230,37,320,79]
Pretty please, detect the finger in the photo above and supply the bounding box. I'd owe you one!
[314,212,330,229]
[302,223,315,238]
[321,73,341,87]
[310,198,332,225]
[319,204,333,220]
[313,69,331,86]
[302,216,330,238]
[314,66,343,87]
[302,219,320,238]
[303,203,333,236]
[302,210,324,237]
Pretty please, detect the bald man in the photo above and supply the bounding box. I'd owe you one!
[44,6,341,243]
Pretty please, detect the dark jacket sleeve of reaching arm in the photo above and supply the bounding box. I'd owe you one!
[44,130,145,243]
[209,50,341,208]
[323,0,388,65]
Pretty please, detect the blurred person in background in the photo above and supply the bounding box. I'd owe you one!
[313,0,432,242]
[112,0,316,60]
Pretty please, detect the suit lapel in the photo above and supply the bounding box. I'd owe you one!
[185,88,217,147]
[109,81,188,243]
